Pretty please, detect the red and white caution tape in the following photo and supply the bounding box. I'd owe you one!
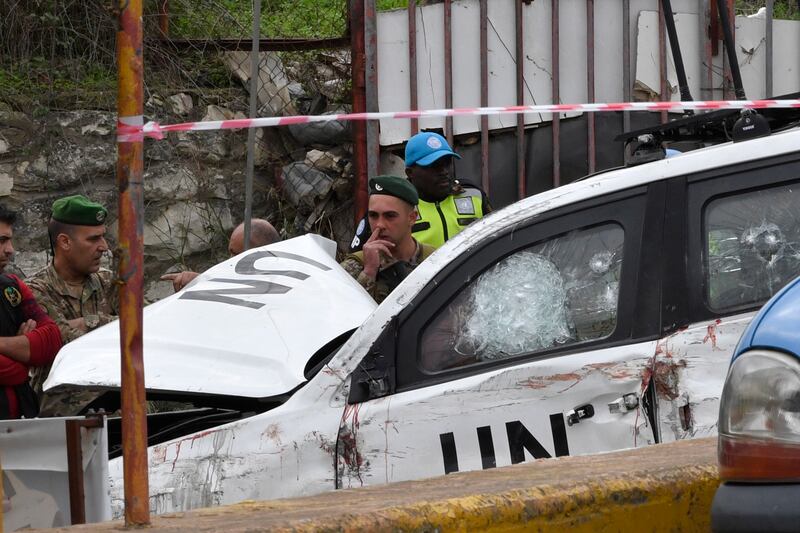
[133,99,800,140]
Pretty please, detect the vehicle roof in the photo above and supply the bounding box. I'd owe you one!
[733,275,800,361]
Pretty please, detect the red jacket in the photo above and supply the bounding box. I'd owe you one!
[1,275,62,418]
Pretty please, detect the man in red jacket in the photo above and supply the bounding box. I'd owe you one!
[0,205,62,419]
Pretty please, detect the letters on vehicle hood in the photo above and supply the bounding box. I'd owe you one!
[43,234,378,399]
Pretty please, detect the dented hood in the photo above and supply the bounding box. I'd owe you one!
[43,234,377,399]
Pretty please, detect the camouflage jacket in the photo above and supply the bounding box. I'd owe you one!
[340,240,435,304]
[27,264,118,416]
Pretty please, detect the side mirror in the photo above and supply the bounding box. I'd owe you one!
[348,367,392,404]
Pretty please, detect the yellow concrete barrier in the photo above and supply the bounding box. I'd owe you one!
[46,437,718,532]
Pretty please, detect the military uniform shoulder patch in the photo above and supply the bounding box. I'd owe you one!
[4,286,22,307]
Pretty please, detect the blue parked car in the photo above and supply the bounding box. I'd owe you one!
[712,276,800,532]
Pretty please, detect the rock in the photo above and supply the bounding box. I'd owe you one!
[141,201,234,261]
[207,174,232,200]
[305,149,342,173]
[380,151,406,177]
[13,251,48,278]
[288,116,351,146]
[174,131,202,158]
[319,79,345,101]
[146,94,164,108]
[144,166,199,201]
[0,111,36,153]
[176,108,241,161]
[202,105,237,122]
[144,137,174,162]
[0,171,13,196]
[287,82,305,101]
[0,75,360,307]
[168,93,194,116]
[255,127,300,166]
[332,176,351,201]
[56,111,115,137]
[281,162,333,209]
[145,279,176,303]
[223,51,298,117]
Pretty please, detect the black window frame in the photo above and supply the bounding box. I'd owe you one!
[686,152,800,323]
[392,185,657,393]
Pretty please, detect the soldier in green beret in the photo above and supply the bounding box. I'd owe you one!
[340,176,436,304]
[27,194,118,416]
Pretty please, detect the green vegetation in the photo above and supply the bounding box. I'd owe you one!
[736,1,800,19]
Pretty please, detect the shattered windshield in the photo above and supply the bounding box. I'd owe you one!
[421,223,624,371]
[705,181,800,310]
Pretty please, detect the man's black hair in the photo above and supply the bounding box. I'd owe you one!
[0,205,17,226]
[47,218,75,254]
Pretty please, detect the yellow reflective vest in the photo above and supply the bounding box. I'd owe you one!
[412,187,485,248]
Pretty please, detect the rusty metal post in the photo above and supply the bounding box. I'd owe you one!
[365,0,379,181]
[244,0,262,250]
[444,0,454,146]
[586,0,596,174]
[65,420,86,525]
[551,0,560,188]
[658,0,668,123]
[408,0,419,136]
[158,0,169,38]
[479,0,489,195]
[352,0,369,224]
[711,0,720,56]
[116,0,149,525]
[766,0,774,97]
[716,0,745,99]
[515,0,526,200]
[719,0,732,99]
[65,417,104,525]
[705,0,714,100]
[623,0,631,134]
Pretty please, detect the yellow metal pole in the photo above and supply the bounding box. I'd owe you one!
[115,0,150,525]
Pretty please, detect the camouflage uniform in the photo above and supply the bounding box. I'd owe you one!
[340,240,435,304]
[27,263,118,416]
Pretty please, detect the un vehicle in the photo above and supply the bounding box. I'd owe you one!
[46,121,800,516]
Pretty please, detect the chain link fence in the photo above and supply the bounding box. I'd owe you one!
[0,1,356,300]
[149,0,357,259]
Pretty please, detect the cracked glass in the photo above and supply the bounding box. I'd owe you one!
[705,181,800,310]
[420,223,624,372]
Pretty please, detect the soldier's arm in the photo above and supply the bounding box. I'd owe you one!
[0,277,62,366]
[340,256,378,299]
[28,282,86,344]
[0,354,28,386]
[98,269,120,316]
[83,272,120,330]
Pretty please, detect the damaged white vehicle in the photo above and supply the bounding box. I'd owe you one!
[46,125,800,516]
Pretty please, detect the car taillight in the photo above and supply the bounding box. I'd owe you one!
[718,350,800,482]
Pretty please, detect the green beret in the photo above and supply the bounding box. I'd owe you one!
[368,175,418,206]
[51,195,108,226]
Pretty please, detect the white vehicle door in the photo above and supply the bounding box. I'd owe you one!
[337,186,666,488]
[654,160,800,443]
